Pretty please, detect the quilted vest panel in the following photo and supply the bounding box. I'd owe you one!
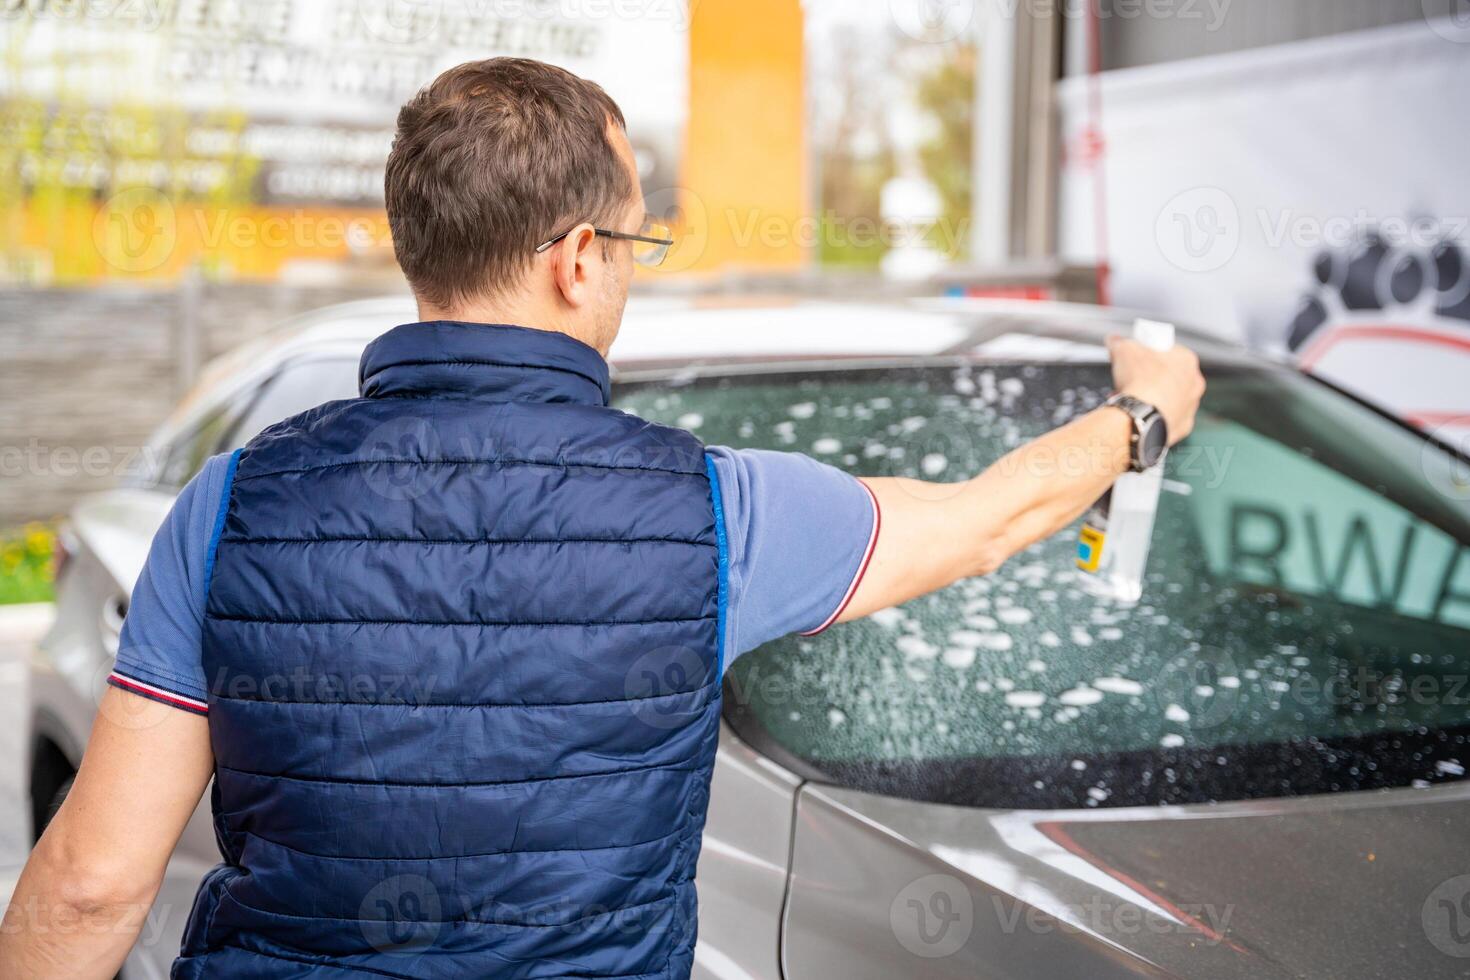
[173,321,724,980]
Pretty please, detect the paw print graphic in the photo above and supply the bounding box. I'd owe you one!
[1288,236,1470,351]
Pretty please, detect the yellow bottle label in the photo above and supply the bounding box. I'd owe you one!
[1076,524,1106,573]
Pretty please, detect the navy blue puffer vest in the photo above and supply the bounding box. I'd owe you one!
[175,321,726,979]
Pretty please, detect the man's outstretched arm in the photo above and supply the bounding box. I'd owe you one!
[840,336,1206,621]
[0,690,213,979]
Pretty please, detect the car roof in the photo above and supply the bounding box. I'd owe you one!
[160,293,1256,447]
[208,292,1238,372]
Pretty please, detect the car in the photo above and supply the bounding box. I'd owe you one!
[23,294,1470,979]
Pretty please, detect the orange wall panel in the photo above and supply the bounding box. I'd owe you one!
[677,0,807,274]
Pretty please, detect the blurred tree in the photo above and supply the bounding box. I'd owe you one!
[914,43,975,260]
[812,24,896,268]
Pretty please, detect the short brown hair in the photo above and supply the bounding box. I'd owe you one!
[385,58,632,309]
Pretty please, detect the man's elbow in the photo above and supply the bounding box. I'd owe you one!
[966,531,1013,579]
[38,837,156,922]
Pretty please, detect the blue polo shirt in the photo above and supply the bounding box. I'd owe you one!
[108,447,880,714]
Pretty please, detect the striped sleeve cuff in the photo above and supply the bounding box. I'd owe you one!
[107,670,209,716]
[799,479,882,637]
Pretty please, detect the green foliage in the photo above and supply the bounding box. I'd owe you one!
[914,46,975,261]
[0,523,56,605]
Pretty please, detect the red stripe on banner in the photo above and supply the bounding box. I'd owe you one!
[800,480,882,637]
[1298,323,1470,371]
[1404,411,1470,428]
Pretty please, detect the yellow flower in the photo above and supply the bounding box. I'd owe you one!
[25,526,54,558]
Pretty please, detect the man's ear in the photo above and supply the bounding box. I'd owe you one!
[549,223,599,308]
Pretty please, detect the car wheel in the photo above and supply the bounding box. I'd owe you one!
[39,775,74,838]
[28,740,73,846]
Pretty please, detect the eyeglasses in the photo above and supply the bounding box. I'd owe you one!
[535,216,675,268]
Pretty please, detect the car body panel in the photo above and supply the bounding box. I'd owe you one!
[693,724,803,980]
[785,781,1470,979]
[21,295,1463,978]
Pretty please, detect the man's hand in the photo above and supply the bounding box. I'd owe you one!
[838,336,1207,620]
[1107,335,1206,445]
[0,688,213,979]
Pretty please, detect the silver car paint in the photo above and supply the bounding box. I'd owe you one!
[785,780,1470,979]
[21,296,1460,978]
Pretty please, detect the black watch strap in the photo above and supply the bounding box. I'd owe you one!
[1105,393,1164,472]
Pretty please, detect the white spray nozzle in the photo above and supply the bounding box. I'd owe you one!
[1132,318,1176,352]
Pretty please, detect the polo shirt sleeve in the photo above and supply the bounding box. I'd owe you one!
[706,446,880,667]
[107,453,236,715]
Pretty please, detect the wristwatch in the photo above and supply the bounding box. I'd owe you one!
[1106,393,1169,472]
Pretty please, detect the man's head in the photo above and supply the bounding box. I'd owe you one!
[385,58,646,354]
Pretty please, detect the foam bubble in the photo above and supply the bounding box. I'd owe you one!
[896,636,938,661]
[869,607,904,628]
[942,647,977,669]
[1058,686,1103,706]
[1093,676,1144,696]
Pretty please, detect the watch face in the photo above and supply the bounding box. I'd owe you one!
[1138,414,1168,468]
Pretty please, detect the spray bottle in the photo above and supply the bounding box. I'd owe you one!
[1075,318,1176,604]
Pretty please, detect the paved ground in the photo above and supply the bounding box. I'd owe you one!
[0,603,54,878]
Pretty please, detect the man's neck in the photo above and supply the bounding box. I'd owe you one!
[416,297,606,355]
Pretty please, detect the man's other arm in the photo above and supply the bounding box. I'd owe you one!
[840,336,1206,621]
[0,691,212,978]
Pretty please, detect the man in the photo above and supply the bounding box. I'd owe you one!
[0,58,1204,978]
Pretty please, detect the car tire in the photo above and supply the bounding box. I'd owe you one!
[39,775,74,838]
[28,741,73,846]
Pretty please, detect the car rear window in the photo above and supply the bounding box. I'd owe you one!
[615,362,1470,809]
